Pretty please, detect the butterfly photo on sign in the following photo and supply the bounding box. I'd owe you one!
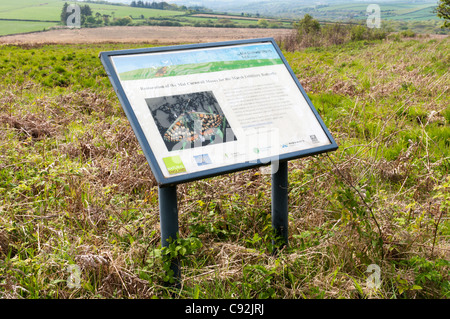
[146,91,237,152]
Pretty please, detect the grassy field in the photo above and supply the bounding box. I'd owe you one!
[0,21,57,36]
[0,0,276,36]
[313,2,439,22]
[0,36,449,299]
[0,0,184,20]
[228,0,440,23]
[0,0,186,35]
[1,0,447,37]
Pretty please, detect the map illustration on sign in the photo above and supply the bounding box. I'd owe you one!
[145,91,236,152]
[100,39,338,186]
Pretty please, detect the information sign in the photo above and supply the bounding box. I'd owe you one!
[100,38,337,186]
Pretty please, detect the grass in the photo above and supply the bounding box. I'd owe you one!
[236,0,440,23]
[0,21,58,36]
[1,1,446,37]
[0,0,186,35]
[0,36,449,299]
[0,0,184,21]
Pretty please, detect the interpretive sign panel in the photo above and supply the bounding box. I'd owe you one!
[100,38,337,186]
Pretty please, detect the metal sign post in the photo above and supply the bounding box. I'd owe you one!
[158,160,290,284]
[271,160,289,252]
[158,184,180,282]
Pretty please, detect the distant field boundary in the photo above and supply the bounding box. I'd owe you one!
[0,25,293,45]
[0,18,59,23]
[191,14,277,21]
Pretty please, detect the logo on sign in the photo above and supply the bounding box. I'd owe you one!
[194,154,212,166]
[163,155,186,175]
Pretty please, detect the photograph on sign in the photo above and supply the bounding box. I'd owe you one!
[102,39,337,184]
[145,91,236,152]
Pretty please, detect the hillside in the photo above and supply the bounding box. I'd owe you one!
[171,0,439,20]
[0,0,448,37]
[0,0,290,37]
[169,0,448,34]
[0,0,185,36]
[0,35,448,298]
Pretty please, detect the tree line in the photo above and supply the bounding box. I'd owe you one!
[130,1,209,13]
[130,1,184,11]
[60,3,135,26]
[60,1,449,32]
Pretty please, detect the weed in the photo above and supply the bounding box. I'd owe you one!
[0,37,448,299]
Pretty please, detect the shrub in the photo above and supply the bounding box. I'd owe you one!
[111,16,133,26]
[351,25,367,41]
[280,16,387,51]
[400,30,416,38]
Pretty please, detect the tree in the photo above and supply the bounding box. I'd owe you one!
[292,14,322,48]
[257,19,269,28]
[60,3,93,26]
[435,0,450,28]
[294,14,321,36]
[80,5,92,17]
[102,14,111,25]
[60,2,69,24]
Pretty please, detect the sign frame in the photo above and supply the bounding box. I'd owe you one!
[99,38,338,187]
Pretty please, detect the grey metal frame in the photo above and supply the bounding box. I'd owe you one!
[99,38,338,187]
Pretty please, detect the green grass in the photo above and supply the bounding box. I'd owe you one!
[0,36,449,299]
[387,6,440,21]
[86,3,185,19]
[0,0,67,21]
[0,0,184,21]
[0,1,288,36]
[0,20,58,36]
[243,0,441,24]
[0,0,186,35]
[0,0,446,38]
[298,1,440,23]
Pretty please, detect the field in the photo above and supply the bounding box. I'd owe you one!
[0,21,56,36]
[0,34,448,299]
[217,0,440,23]
[315,1,438,21]
[0,25,292,44]
[0,0,191,36]
[0,0,282,37]
[1,0,448,38]
[0,0,184,20]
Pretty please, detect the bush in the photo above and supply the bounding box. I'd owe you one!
[111,16,133,26]
[400,30,416,38]
[322,23,351,45]
[351,25,367,41]
[280,16,388,51]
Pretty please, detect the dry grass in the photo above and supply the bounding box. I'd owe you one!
[0,37,449,299]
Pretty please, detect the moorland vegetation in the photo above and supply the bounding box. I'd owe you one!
[0,14,449,298]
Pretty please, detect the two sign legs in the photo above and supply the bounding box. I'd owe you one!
[158,161,289,284]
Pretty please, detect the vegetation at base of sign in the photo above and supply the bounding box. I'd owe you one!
[0,35,449,299]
